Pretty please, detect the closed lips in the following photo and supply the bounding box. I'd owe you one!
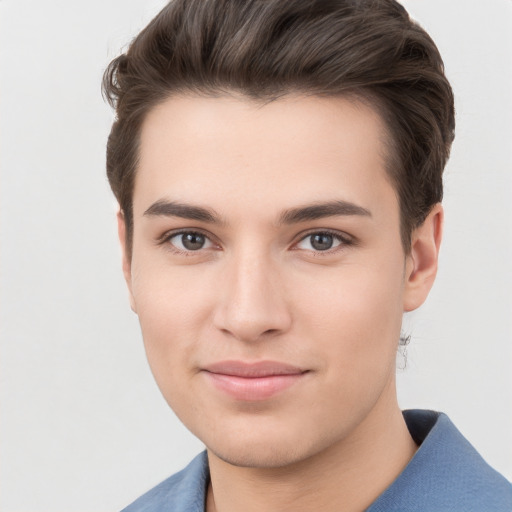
[202,360,307,377]
[202,361,309,400]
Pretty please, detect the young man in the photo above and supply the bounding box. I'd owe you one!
[103,1,512,510]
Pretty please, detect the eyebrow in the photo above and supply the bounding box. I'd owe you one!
[278,200,372,224]
[144,200,221,223]
[143,199,371,225]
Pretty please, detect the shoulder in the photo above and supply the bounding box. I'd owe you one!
[121,451,209,512]
[368,410,512,512]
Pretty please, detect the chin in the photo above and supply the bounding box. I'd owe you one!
[203,421,339,470]
[209,440,309,469]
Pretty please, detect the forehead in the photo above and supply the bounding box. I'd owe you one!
[134,93,396,221]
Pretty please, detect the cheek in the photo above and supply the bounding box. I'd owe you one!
[130,260,216,380]
[295,260,405,378]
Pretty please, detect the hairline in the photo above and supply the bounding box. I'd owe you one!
[121,87,412,260]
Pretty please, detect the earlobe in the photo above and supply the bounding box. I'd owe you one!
[403,203,443,312]
[117,210,137,313]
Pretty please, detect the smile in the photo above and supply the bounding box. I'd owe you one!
[201,360,309,401]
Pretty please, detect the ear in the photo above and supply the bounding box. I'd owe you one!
[403,203,443,312]
[117,210,137,313]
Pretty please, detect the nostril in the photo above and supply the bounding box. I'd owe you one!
[212,267,292,341]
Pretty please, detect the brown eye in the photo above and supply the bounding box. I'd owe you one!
[181,233,206,250]
[310,233,334,251]
[168,232,213,251]
[296,231,348,252]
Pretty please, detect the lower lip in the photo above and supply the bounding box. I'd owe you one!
[203,372,306,401]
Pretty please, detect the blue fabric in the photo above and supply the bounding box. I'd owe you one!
[122,451,209,512]
[121,410,512,511]
[367,410,512,511]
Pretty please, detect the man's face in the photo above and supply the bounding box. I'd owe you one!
[123,94,422,468]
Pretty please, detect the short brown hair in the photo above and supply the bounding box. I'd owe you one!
[103,0,455,255]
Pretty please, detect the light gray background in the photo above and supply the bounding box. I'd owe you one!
[1,1,511,511]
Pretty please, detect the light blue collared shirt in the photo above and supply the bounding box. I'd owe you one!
[122,410,512,512]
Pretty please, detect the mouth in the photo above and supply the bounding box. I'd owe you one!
[201,360,309,401]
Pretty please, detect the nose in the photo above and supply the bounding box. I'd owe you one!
[213,250,292,343]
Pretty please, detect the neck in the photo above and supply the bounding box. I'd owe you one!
[206,387,416,512]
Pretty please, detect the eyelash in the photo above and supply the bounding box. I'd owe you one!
[157,229,355,255]
[157,229,218,256]
[293,229,355,254]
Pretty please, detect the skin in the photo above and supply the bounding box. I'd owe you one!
[119,93,443,512]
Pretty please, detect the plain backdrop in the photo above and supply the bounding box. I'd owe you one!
[1,1,511,511]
